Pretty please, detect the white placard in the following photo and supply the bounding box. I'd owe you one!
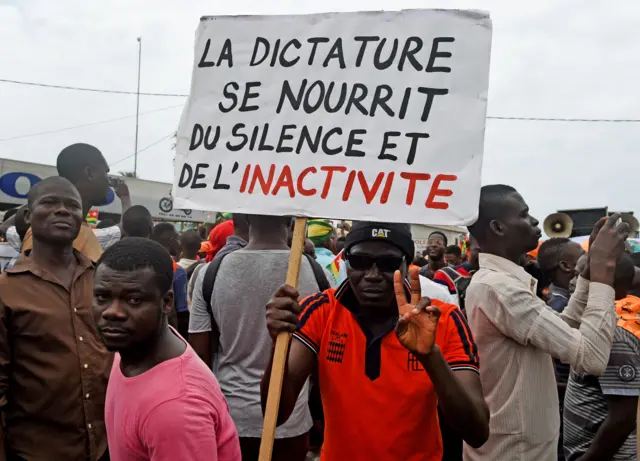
[173,9,492,225]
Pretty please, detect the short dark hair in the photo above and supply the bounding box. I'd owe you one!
[56,143,107,183]
[468,184,518,243]
[248,215,290,233]
[537,238,572,279]
[3,207,18,223]
[232,213,250,234]
[445,245,461,257]
[180,230,201,254]
[96,219,117,229]
[96,237,174,294]
[429,231,448,246]
[122,205,153,238]
[151,222,177,242]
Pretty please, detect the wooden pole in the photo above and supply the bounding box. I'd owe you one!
[258,217,308,461]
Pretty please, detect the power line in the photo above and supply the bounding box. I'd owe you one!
[0,78,188,97]
[0,105,183,142]
[110,132,174,167]
[2,77,640,123]
[487,116,640,122]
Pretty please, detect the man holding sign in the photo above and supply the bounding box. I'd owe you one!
[262,222,489,461]
[172,9,492,460]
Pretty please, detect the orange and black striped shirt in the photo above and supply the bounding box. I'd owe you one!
[294,280,479,461]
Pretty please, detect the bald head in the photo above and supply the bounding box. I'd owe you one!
[56,144,107,182]
[28,177,84,245]
[28,177,80,210]
[468,184,541,261]
[56,143,110,207]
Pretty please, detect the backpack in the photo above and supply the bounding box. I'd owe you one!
[438,266,473,310]
[202,252,331,321]
[185,260,204,281]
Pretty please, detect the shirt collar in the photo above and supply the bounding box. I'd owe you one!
[479,253,534,287]
[550,284,570,298]
[225,235,247,247]
[6,248,94,277]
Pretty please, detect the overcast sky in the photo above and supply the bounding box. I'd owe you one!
[0,0,638,222]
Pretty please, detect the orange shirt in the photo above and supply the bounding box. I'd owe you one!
[294,281,479,461]
[615,295,640,338]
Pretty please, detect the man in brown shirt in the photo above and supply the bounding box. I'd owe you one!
[0,176,111,461]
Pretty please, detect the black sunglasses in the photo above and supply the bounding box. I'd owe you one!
[346,253,405,273]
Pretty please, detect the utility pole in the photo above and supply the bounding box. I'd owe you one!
[134,36,142,177]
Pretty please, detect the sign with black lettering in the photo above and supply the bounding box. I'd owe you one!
[173,9,492,225]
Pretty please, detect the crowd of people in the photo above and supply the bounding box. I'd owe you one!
[0,142,636,461]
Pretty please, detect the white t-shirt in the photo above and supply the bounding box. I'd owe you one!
[419,275,459,306]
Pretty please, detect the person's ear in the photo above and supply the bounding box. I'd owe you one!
[23,209,31,226]
[83,165,93,181]
[558,260,572,273]
[162,290,174,315]
[489,219,506,237]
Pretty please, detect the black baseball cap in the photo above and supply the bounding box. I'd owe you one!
[344,222,414,261]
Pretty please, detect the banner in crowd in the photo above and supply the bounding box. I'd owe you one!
[173,9,492,225]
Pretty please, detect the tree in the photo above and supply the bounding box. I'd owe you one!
[119,171,137,178]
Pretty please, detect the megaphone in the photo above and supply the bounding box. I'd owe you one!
[544,213,574,238]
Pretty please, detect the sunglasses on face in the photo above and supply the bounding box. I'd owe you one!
[346,253,405,273]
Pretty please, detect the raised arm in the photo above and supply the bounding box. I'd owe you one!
[114,181,132,218]
[561,219,605,327]
[419,349,489,447]
[477,215,628,376]
[395,269,489,447]
[558,274,589,328]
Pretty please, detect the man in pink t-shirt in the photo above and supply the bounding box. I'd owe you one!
[93,238,241,461]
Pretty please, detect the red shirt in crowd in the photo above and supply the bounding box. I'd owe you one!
[433,262,473,294]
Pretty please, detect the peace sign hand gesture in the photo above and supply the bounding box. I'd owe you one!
[394,267,441,357]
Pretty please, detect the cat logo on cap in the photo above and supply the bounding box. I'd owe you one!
[372,229,390,238]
